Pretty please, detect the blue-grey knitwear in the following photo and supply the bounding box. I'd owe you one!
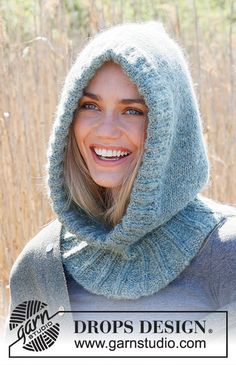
[64,217,236,314]
[46,21,236,300]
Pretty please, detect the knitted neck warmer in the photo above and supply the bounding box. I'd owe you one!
[46,22,232,300]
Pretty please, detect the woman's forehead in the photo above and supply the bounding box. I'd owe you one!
[84,61,144,99]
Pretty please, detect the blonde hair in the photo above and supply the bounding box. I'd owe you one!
[63,114,146,228]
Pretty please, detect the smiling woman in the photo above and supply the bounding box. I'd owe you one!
[5,21,236,346]
[64,61,148,226]
[73,61,147,187]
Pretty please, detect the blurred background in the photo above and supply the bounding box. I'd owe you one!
[0,0,236,334]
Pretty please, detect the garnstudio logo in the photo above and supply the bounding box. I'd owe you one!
[9,300,60,352]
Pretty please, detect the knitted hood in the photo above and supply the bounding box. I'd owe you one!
[47,21,227,299]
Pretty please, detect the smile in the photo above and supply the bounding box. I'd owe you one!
[90,145,132,166]
[93,147,131,160]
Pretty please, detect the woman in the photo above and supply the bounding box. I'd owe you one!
[6,21,236,342]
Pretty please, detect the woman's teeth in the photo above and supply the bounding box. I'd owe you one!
[93,148,130,160]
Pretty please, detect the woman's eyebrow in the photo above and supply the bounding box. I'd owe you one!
[82,91,146,105]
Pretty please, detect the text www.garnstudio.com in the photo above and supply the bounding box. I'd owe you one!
[74,337,206,351]
[69,318,225,356]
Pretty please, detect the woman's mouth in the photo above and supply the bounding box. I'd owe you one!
[90,145,132,166]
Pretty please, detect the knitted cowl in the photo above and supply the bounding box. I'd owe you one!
[46,21,232,300]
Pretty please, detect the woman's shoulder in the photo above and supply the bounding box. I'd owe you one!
[199,216,236,264]
[190,215,236,273]
[197,215,236,285]
[204,216,236,307]
[10,219,62,277]
[191,196,236,253]
[208,215,236,251]
[8,219,64,318]
[193,215,236,273]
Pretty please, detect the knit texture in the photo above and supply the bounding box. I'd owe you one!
[46,21,236,300]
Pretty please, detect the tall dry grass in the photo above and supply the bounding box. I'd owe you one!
[0,0,235,334]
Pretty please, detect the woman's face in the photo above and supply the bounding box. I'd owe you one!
[73,61,148,188]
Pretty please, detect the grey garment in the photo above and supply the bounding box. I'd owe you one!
[65,216,236,313]
[5,220,74,341]
[64,215,236,338]
[5,216,236,341]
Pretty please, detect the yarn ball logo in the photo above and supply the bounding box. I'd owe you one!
[9,300,60,352]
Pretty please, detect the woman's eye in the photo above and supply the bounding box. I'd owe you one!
[125,108,144,116]
[78,104,144,116]
[80,103,98,110]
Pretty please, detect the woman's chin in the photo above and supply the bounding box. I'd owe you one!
[91,175,123,189]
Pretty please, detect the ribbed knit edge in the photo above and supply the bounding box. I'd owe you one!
[61,196,236,300]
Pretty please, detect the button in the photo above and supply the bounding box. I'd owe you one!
[46,243,53,252]
[58,306,65,316]
[64,231,76,239]
[78,241,88,251]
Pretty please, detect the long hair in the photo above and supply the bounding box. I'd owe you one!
[63,112,146,228]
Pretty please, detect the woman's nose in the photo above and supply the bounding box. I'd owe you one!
[95,113,122,139]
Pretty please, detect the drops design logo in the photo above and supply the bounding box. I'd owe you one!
[9,300,60,352]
